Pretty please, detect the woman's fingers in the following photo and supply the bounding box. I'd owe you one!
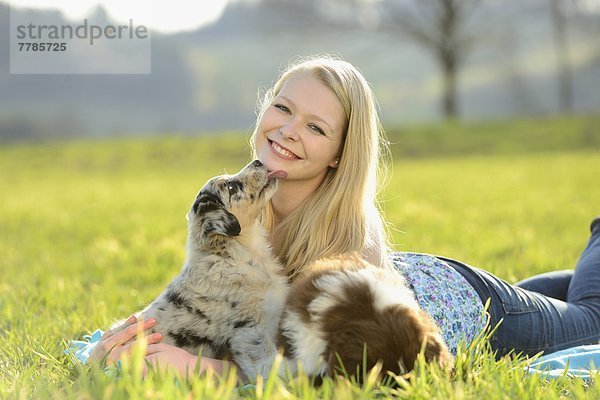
[110,318,156,347]
[92,318,156,362]
[139,333,164,352]
[88,317,160,365]
[102,314,137,340]
[111,331,164,360]
[144,341,174,356]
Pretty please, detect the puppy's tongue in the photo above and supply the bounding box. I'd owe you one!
[267,170,287,179]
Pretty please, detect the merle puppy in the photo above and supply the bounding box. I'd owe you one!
[114,160,288,379]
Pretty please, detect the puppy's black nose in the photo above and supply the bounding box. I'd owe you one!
[251,160,263,168]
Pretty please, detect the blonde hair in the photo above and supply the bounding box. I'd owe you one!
[251,55,391,280]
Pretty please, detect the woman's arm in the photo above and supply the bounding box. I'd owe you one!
[362,240,383,267]
[143,343,239,378]
[361,216,387,267]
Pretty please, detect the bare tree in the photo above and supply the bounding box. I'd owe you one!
[550,0,574,113]
[379,0,483,119]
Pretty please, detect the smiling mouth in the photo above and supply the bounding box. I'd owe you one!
[269,140,301,160]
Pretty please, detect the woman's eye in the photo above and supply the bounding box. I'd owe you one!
[308,124,325,135]
[274,104,290,113]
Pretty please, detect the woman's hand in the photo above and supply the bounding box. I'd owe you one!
[143,343,197,377]
[144,343,237,378]
[88,315,162,366]
[88,315,238,378]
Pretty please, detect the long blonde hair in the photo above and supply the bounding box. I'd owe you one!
[251,55,391,280]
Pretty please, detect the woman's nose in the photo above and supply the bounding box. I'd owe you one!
[279,116,302,140]
[279,120,301,141]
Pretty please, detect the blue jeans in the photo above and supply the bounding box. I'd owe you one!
[440,222,600,358]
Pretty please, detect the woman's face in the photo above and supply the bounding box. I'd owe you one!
[254,72,345,188]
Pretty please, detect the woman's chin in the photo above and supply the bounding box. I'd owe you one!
[259,155,290,172]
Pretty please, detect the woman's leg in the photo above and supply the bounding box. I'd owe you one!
[440,218,600,358]
[515,270,573,301]
[567,217,600,304]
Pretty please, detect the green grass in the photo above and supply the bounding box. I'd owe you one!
[1,116,599,399]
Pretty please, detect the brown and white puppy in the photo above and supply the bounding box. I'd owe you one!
[277,254,453,380]
[112,160,288,379]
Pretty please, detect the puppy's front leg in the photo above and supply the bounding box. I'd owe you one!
[229,326,277,380]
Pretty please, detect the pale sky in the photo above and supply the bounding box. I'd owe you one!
[5,0,231,33]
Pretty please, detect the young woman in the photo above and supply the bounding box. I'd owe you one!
[84,55,600,376]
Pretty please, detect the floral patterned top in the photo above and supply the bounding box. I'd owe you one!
[390,252,486,355]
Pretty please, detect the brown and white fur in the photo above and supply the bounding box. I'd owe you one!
[277,254,453,380]
[112,160,288,379]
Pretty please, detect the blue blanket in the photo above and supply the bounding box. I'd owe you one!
[67,329,104,363]
[527,344,600,380]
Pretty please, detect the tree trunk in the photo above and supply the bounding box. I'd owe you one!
[440,49,459,119]
[550,0,574,113]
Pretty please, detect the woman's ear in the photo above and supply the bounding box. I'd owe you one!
[329,158,340,169]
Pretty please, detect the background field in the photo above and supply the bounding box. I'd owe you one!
[1,115,599,398]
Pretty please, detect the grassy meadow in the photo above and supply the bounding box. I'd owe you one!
[1,115,600,399]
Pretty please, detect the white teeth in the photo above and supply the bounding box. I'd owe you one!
[271,141,296,159]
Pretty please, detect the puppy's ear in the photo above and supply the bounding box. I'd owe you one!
[420,327,454,371]
[193,192,241,237]
[205,209,241,237]
[392,307,454,372]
